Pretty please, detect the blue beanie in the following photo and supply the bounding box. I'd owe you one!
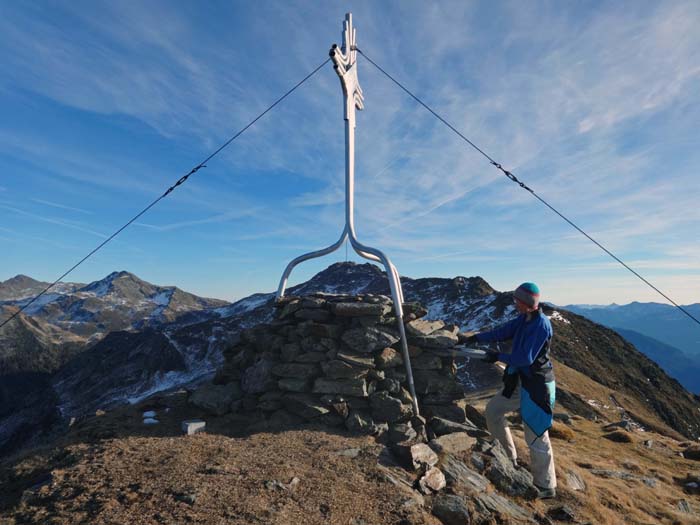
[514,282,540,308]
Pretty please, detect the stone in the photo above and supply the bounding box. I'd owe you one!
[313,377,369,397]
[429,417,485,437]
[370,391,412,423]
[422,403,466,423]
[678,499,692,513]
[280,343,301,362]
[389,423,417,443]
[258,398,283,411]
[334,448,361,458]
[483,440,536,497]
[548,505,576,522]
[267,409,303,428]
[432,494,471,525]
[385,369,407,382]
[553,412,572,424]
[300,336,336,354]
[294,352,327,363]
[321,360,369,379]
[413,370,463,396]
[408,443,439,470]
[410,330,459,349]
[182,420,206,435]
[419,467,446,493]
[473,492,532,523]
[405,319,444,336]
[463,404,488,430]
[440,453,489,492]
[282,394,330,420]
[143,417,159,425]
[308,323,341,339]
[684,445,700,460]
[190,382,243,416]
[402,302,428,319]
[429,432,477,455]
[345,410,376,434]
[278,378,310,392]
[379,378,401,395]
[603,420,634,432]
[173,491,196,505]
[410,354,443,370]
[337,351,376,369]
[301,297,326,309]
[241,358,276,394]
[295,308,331,322]
[565,470,587,491]
[277,299,302,319]
[331,401,349,419]
[367,368,385,381]
[376,347,403,368]
[142,410,157,418]
[332,302,390,317]
[271,363,319,379]
[341,326,399,353]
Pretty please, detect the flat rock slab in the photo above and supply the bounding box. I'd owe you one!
[410,330,458,349]
[405,319,444,337]
[313,377,369,397]
[342,327,399,353]
[182,419,206,435]
[271,363,319,379]
[440,453,490,492]
[282,394,330,420]
[321,360,369,379]
[432,494,470,525]
[337,351,376,369]
[429,432,477,455]
[332,302,390,317]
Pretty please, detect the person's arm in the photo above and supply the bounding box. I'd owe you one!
[475,317,520,343]
[497,324,551,367]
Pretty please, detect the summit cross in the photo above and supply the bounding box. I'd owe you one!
[276,13,419,415]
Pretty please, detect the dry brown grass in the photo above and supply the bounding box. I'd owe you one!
[467,367,700,525]
[549,421,575,441]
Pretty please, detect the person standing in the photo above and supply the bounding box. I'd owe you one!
[460,282,557,499]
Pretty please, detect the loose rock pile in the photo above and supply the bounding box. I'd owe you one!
[189,293,544,523]
[197,293,477,443]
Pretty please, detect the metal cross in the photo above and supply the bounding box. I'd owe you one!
[276,13,419,415]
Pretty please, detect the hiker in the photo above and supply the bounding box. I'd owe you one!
[459,282,557,499]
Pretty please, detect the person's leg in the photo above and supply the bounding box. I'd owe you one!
[524,424,557,490]
[484,387,521,463]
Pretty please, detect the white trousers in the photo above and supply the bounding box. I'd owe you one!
[484,385,557,489]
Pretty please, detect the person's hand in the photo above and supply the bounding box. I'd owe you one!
[458,332,478,345]
[482,350,499,364]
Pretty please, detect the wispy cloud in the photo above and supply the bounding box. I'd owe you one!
[31,198,92,215]
[0,203,107,238]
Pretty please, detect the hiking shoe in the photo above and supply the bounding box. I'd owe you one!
[535,486,556,499]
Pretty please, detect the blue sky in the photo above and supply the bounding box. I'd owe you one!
[1,1,699,305]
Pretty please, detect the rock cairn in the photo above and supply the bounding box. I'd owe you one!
[196,293,478,444]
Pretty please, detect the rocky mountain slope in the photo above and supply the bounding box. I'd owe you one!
[0,275,83,302]
[1,289,699,525]
[2,262,699,459]
[613,327,700,394]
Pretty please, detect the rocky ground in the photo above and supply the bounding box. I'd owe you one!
[2,292,699,525]
[1,382,699,525]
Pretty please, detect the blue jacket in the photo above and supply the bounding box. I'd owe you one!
[475,309,553,377]
[476,308,556,438]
